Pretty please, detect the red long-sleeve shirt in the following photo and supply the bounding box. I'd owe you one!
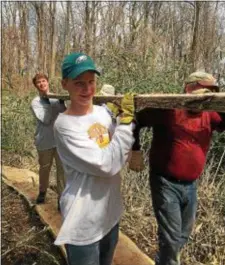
[133,109,225,181]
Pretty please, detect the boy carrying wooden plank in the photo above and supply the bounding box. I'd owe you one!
[31,73,66,208]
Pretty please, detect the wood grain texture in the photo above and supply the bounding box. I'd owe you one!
[46,93,225,112]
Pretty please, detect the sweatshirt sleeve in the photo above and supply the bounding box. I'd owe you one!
[54,123,134,178]
[132,108,161,150]
[210,112,225,132]
[31,99,53,125]
[56,100,67,113]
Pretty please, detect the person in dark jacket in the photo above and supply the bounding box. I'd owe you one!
[129,71,225,265]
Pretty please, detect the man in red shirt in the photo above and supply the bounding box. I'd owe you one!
[129,72,225,265]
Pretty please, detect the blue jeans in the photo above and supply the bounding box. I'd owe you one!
[65,224,119,265]
[150,172,197,265]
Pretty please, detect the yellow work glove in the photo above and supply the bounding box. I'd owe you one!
[105,102,120,120]
[119,93,136,125]
[128,150,145,172]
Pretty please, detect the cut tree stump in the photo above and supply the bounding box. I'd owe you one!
[2,166,154,265]
[46,92,225,112]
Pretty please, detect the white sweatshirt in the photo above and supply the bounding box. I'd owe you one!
[53,105,134,246]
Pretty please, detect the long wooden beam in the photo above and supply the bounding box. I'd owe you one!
[46,92,225,112]
[3,165,155,265]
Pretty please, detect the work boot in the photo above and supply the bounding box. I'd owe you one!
[36,191,46,204]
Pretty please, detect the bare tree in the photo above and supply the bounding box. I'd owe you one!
[49,2,57,79]
[64,2,71,55]
[84,2,91,54]
[190,1,202,71]
[1,1,225,90]
[33,2,45,71]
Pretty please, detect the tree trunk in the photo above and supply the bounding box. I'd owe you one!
[64,2,71,55]
[34,3,45,71]
[91,1,98,58]
[190,1,201,72]
[49,2,56,79]
[85,2,91,54]
[143,2,151,61]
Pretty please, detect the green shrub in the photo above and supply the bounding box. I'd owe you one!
[99,50,181,94]
[2,90,36,157]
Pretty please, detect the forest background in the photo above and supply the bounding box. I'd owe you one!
[2,1,225,265]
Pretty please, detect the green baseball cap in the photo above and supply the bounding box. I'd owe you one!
[185,71,219,91]
[62,52,101,79]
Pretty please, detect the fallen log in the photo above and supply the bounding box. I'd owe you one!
[2,166,155,265]
[46,92,225,112]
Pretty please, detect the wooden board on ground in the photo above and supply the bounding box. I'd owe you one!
[2,166,154,265]
[46,92,225,113]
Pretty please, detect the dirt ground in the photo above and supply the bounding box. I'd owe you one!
[1,181,66,265]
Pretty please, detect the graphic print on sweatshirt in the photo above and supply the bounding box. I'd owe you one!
[88,122,110,148]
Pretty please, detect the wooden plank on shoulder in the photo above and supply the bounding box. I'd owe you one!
[46,92,225,112]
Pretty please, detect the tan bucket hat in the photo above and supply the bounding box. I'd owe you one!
[99,84,116,96]
[185,71,219,91]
